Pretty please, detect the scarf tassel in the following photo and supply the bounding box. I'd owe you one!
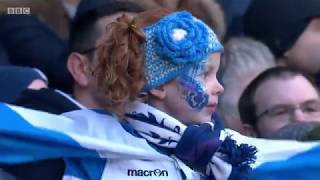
[218,136,257,180]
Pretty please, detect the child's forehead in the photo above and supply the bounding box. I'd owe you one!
[205,53,221,68]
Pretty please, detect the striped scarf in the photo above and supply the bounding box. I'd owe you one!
[125,102,257,180]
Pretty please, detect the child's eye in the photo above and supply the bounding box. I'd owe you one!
[199,71,209,80]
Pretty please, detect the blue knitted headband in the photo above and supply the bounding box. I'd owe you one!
[142,11,223,92]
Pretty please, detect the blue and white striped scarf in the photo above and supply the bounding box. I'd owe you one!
[125,102,257,179]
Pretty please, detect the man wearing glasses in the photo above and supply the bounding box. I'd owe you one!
[239,67,320,138]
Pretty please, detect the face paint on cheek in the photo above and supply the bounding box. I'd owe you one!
[178,76,209,111]
[185,90,209,111]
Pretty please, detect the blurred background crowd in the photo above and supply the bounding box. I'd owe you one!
[1,0,320,178]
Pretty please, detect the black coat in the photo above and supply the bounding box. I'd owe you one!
[0,15,72,93]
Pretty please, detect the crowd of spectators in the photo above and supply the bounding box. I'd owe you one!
[1,0,320,179]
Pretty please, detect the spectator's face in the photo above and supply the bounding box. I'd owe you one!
[253,75,320,137]
[159,53,224,125]
[284,17,320,75]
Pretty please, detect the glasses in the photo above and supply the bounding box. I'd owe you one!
[256,100,320,120]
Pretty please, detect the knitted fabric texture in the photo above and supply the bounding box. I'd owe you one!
[142,11,223,91]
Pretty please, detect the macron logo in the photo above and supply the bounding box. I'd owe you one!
[127,169,168,177]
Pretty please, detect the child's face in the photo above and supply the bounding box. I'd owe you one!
[161,53,224,125]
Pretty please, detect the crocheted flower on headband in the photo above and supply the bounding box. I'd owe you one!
[156,11,211,64]
[143,11,223,92]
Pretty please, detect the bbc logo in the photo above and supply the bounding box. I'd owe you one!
[7,7,30,15]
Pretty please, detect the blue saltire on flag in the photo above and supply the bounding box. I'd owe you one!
[0,102,320,179]
[0,103,106,179]
[251,145,320,180]
[0,103,172,179]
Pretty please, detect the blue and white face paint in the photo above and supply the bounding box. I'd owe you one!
[177,61,209,111]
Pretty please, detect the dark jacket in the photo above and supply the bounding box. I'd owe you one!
[0,15,72,92]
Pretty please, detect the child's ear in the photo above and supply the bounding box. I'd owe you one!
[149,85,166,100]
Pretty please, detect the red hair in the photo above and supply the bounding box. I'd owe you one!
[92,8,171,115]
